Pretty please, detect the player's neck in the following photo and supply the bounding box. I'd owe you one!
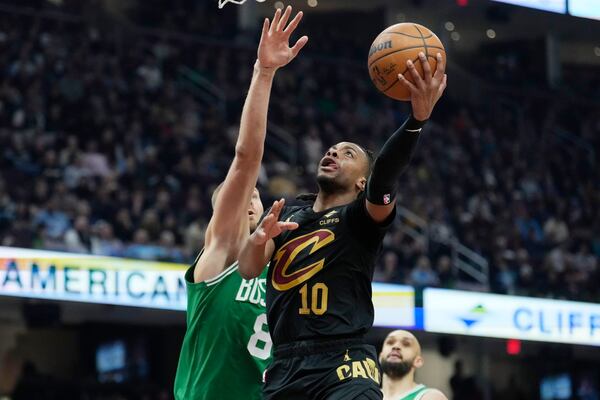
[313,190,357,212]
[382,372,418,400]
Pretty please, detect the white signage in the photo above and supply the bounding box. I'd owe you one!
[424,288,600,346]
[0,247,416,328]
[568,0,600,20]
[0,247,188,310]
[372,283,415,328]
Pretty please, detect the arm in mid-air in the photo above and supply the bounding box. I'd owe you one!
[366,52,447,224]
[195,6,307,283]
[193,60,273,283]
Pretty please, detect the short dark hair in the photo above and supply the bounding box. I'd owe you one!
[357,144,375,177]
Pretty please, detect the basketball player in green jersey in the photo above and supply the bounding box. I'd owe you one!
[379,330,447,400]
[173,6,307,400]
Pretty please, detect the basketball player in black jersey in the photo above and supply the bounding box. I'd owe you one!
[238,26,447,400]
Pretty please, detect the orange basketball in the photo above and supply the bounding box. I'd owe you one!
[368,23,446,101]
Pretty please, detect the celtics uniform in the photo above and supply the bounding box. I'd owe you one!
[174,259,271,400]
[397,384,431,400]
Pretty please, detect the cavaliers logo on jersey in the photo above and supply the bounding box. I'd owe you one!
[271,229,335,291]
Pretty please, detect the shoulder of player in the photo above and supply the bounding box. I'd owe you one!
[420,388,448,400]
[284,204,307,212]
[337,193,367,216]
[343,195,364,209]
[280,204,310,220]
[192,245,238,284]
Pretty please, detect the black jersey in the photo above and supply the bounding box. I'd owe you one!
[266,194,395,346]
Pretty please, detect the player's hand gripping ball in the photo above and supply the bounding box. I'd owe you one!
[368,23,446,101]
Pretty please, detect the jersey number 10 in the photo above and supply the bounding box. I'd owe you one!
[298,282,329,315]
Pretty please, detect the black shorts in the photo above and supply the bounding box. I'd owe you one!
[263,337,383,400]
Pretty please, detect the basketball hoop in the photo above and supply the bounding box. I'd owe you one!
[218,0,266,9]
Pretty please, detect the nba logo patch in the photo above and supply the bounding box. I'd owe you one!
[383,194,391,205]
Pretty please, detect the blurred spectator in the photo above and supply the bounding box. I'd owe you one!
[302,126,323,172]
[123,229,163,260]
[90,220,124,257]
[572,244,597,275]
[64,215,92,253]
[0,3,597,303]
[157,230,184,262]
[543,213,569,245]
[516,249,534,293]
[493,256,517,295]
[374,250,402,283]
[409,256,440,288]
[32,197,70,240]
[436,255,454,288]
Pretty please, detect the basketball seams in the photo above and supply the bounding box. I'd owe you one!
[382,54,419,93]
[368,23,445,100]
[368,45,445,68]
[382,54,438,94]
[381,31,434,39]
[413,24,430,60]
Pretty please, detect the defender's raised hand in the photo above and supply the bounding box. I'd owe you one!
[257,6,308,70]
[250,199,298,245]
[398,52,447,121]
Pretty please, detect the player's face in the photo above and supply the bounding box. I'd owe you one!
[317,142,368,193]
[248,188,264,232]
[379,330,423,379]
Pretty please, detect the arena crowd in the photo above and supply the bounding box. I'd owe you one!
[0,1,598,306]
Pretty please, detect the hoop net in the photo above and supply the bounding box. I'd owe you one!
[218,0,265,9]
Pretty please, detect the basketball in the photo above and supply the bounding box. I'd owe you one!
[368,23,446,101]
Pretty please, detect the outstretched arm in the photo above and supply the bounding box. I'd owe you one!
[194,7,308,282]
[366,52,447,223]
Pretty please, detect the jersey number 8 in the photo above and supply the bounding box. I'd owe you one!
[247,313,272,360]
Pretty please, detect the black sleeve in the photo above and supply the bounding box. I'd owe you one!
[367,116,426,205]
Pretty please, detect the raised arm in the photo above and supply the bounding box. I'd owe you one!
[366,52,447,223]
[194,6,307,283]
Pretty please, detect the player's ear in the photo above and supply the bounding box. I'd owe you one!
[414,355,424,369]
[357,177,367,192]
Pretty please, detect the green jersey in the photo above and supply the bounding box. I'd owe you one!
[174,261,271,400]
[398,384,431,400]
